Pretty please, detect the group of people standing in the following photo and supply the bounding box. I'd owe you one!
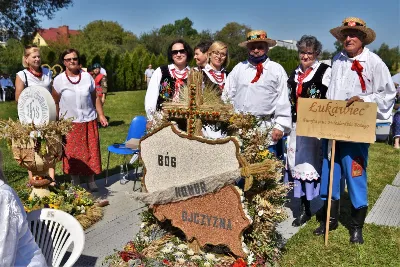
[144,17,397,245]
[15,45,108,192]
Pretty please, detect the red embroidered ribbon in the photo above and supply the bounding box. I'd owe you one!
[351,60,366,93]
[296,67,313,97]
[251,63,263,83]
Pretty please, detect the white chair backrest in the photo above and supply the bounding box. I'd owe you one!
[26,208,85,267]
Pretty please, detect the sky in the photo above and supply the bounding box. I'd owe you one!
[40,0,400,52]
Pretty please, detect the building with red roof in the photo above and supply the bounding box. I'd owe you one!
[33,25,80,46]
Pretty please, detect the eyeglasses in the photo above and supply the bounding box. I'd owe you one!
[64,57,78,62]
[171,49,186,55]
[212,51,227,58]
[299,51,315,56]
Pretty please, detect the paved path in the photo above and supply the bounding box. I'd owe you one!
[74,171,145,266]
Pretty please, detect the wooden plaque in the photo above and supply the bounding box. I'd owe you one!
[296,98,377,143]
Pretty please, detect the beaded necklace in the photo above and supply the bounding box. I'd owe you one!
[65,70,81,85]
[208,69,225,84]
[27,67,43,79]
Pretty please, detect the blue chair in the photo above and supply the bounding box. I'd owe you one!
[105,116,147,186]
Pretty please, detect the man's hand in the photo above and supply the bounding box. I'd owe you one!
[272,128,283,142]
[346,96,364,107]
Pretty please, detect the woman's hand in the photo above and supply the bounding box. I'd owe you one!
[99,115,108,127]
[346,96,364,107]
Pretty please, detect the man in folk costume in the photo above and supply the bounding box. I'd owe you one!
[92,63,107,106]
[223,30,292,153]
[316,17,396,244]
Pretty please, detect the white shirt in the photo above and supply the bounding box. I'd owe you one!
[294,60,331,88]
[144,68,155,79]
[327,48,396,120]
[0,180,47,267]
[53,71,97,123]
[223,58,292,135]
[145,64,190,119]
[17,68,52,92]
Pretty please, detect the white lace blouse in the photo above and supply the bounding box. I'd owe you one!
[0,180,47,266]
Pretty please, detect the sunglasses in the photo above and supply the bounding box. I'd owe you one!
[64,57,79,62]
[171,49,186,55]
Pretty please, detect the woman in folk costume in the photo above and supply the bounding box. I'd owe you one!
[145,39,193,130]
[316,17,395,244]
[201,41,230,139]
[91,63,107,106]
[286,35,331,226]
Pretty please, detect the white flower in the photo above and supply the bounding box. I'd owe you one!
[177,258,185,264]
[276,209,282,214]
[204,253,216,261]
[247,252,255,264]
[143,236,150,242]
[204,262,211,267]
[240,196,245,202]
[140,222,146,228]
[165,242,174,249]
[242,242,250,254]
[186,249,195,256]
[258,145,265,150]
[161,247,173,254]
[173,251,184,257]
[190,255,202,261]
[258,210,264,216]
[177,244,188,251]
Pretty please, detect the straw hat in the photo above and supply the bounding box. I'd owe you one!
[239,30,277,47]
[330,17,376,45]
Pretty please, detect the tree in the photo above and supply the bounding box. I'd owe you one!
[320,50,332,60]
[0,0,73,38]
[159,17,198,38]
[214,22,251,71]
[0,38,24,77]
[268,46,299,74]
[333,40,344,55]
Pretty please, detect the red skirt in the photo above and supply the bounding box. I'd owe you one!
[63,119,102,175]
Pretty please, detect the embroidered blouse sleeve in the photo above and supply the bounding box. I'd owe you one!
[0,189,23,266]
[322,66,332,88]
[144,67,162,120]
[359,59,396,120]
[222,64,239,103]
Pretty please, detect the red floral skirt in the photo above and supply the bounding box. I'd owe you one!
[63,119,102,175]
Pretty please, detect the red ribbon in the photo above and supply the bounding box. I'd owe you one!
[251,63,263,83]
[351,60,366,93]
[296,67,313,97]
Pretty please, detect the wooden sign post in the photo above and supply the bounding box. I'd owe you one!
[296,98,377,245]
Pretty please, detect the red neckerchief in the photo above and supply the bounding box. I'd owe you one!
[351,60,366,93]
[296,67,313,97]
[171,68,188,100]
[251,63,263,83]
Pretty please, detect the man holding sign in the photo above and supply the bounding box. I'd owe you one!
[314,17,396,244]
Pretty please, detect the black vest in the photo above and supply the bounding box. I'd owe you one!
[156,65,188,110]
[287,63,330,122]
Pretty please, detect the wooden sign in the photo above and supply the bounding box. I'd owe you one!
[296,98,377,143]
[153,185,251,258]
[18,85,57,125]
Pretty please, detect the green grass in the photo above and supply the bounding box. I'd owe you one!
[279,143,400,267]
[1,92,399,266]
[0,90,146,187]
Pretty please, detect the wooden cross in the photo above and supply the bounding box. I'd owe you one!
[162,70,233,136]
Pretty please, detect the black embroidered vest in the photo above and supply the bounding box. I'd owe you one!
[156,65,188,110]
[287,63,330,122]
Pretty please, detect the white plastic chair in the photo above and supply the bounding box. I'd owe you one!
[26,208,85,267]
